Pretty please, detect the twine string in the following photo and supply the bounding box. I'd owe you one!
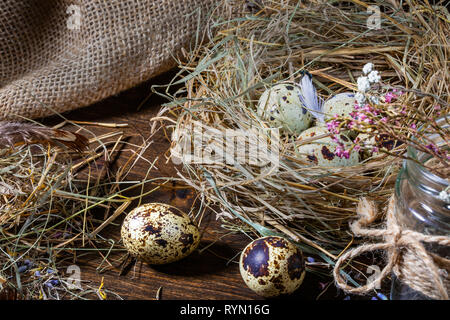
[333,196,450,300]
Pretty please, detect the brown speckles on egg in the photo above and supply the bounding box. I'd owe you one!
[271,275,285,291]
[121,203,200,265]
[273,259,280,269]
[340,134,349,142]
[155,239,168,247]
[179,233,194,246]
[239,236,306,297]
[266,236,287,248]
[307,154,318,164]
[321,146,335,160]
[144,224,161,235]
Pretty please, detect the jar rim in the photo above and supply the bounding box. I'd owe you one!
[406,146,449,187]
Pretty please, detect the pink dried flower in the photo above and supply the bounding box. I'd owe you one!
[335,144,350,159]
[426,143,439,154]
[384,92,398,103]
[392,88,404,95]
[363,117,374,124]
[363,104,372,113]
[326,120,340,134]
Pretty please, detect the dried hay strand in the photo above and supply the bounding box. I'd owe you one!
[154,0,449,256]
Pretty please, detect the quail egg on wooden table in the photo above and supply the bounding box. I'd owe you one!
[297,126,359,167]
[322,92,357,121]
[121,203,200,264]
[239,236,306,297]
[257,83,312,135]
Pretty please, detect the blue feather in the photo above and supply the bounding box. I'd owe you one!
[297,73,324,123]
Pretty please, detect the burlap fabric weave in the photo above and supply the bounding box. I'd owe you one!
[0,0,223,120]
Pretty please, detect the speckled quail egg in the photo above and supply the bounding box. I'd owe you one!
[297,126,359,167]
[239,236,306,297]
[357,133,398,175]
[357,133,395,158]
[357,133,397,169]
[357,133,377,157]
[121,203,200,264]
[257,83,312,134]
[322,92,357,121]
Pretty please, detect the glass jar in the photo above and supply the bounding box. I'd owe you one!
[391,116,450,300]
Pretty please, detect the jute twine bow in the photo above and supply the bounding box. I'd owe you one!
[333,195,450,300]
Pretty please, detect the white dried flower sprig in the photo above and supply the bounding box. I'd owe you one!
[368,70,381,83]
[357,76,371,93]
[362,62,373,75]
[355,63,382,105]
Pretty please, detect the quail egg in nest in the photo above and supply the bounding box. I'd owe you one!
[322,92,357,121]
[297,126,359,167]
[257,83,312,134]
[239,236,306,297]
[121,203,200,264]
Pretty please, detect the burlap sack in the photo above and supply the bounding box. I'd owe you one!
[0,0,224,120]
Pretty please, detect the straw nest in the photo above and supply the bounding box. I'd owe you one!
[155,0,449,257]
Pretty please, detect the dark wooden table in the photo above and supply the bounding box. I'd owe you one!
[39,71,358,301]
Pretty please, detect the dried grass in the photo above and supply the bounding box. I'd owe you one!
[0,120,167,299]
[154,0,449,258]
